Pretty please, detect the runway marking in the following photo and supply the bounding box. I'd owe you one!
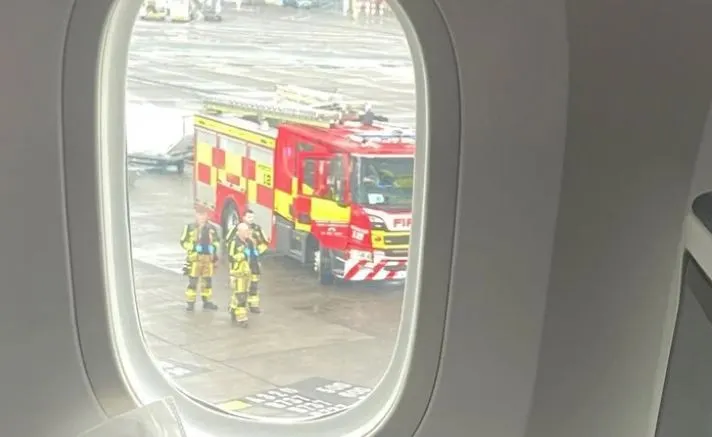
[158,359,211,379]
[217,399,251,411]
[218,377,372,418]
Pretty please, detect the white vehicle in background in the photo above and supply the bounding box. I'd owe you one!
[126,103,194,175]
[138,0,223,22]
[282,0,320,8]
[199,0,223,21]
[139,0,194,22]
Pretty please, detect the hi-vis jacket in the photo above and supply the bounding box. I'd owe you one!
[227,237,261,276]
[225,223,269,255]
[249,223,269,255]
[180,223,220,261]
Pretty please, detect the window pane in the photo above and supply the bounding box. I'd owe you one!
[249,146,272,166]
[127,1,417,420]
[221,136,247,156]
[303,159,316,189]
[196,129,216,146]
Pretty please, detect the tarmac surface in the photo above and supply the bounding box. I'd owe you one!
[126,7,416,418]
[128,6,415,125]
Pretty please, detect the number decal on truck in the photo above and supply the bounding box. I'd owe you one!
[256,164,273,188]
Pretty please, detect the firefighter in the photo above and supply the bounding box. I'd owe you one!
[179,208,219,312]
[227,223,260,326]
[243,209,268,313]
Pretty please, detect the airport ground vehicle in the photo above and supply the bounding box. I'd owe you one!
[198,0,224,21]
[193,89,414,283]
[139,0,223,22]
[282,0,323,8]
[126,104,194,174]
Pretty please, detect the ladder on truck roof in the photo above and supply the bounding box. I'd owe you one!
[275,84,345,107]
[202,85,392,129]
[348,126,417,145]
[274,84,378,115]
[202,96,343,129]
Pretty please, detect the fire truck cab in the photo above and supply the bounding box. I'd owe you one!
[193,90,414,284]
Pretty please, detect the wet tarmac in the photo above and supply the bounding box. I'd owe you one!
[128,6,415,125]
[131,171,405,417]
[126,8,415,418]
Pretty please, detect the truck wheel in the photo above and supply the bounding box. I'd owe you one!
[314,246,335,285]
[175,161,185,174]
[221,202,240,240]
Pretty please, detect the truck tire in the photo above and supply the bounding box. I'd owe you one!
[315,246,335,285]
[221,201,240,240]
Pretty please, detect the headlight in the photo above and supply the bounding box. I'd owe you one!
[368,215,385,226]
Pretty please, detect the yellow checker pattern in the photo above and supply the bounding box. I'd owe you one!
[195,140,213,167]
[216,152,246,193]
[255,163,273,188]
[195,139,218,194]
[193,114,330,233]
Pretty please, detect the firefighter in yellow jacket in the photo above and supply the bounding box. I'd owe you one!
[225,209,268,313]
[227,223,260,326]
[243,209,268,312]
[179,208,219,312]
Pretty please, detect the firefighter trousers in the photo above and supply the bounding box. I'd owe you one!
[248,273,260,309]
[229,273,251,323]
[185,254,215,303]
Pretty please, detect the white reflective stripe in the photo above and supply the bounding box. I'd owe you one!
[343,259,407,281]
[348,269,371,281]
[393,270,407,280]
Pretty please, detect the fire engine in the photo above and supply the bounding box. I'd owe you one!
[192,86,415,284]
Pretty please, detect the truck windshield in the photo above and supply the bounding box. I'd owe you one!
[351,156,414,209]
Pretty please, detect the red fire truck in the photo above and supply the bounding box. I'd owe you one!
[193,90,414,284]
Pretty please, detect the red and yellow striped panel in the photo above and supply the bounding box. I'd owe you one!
[194,116,317,225]
[212,139,247,193]
[247,160,275,209]
[273,178,297,220]
[195,131,217,188]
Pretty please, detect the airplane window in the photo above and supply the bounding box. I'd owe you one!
[692,191,712,233]
[126,0,417,421]
[655,253,712,436]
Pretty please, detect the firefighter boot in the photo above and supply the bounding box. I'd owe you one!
[185,287,197,312]
[231,307,248,328]
[230,292,249,327]
[202,296,218,311]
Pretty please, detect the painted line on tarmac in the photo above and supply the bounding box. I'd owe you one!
[217,377,372,418]
[159,359,211,379]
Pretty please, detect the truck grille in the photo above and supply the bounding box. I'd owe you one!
[383,249,409,258]
[383,235,410,246]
